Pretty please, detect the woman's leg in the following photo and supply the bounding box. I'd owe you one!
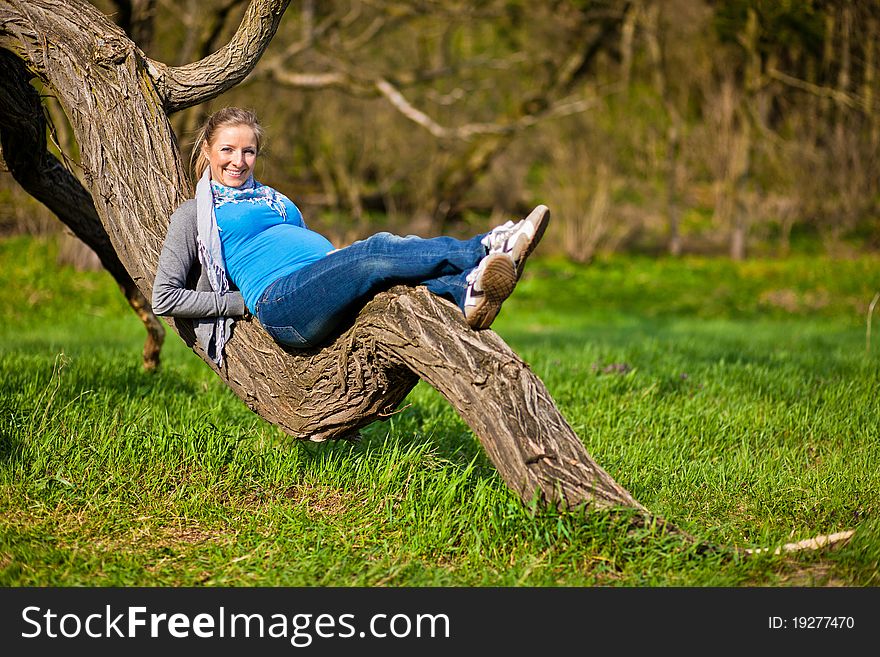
[255,232,487,347]
[256,206,550,347]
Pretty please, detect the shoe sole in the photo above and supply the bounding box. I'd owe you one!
[509,205,550,279]
[465,254,517,330]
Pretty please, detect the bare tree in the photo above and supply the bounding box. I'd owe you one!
[0,0,645,518]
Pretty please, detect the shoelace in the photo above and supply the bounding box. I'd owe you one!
[471,219,525,288]
[465,265,481,285]
[481,220,520,251]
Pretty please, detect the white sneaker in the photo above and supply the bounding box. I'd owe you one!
[463,253,517,329]
[481,205,550,278]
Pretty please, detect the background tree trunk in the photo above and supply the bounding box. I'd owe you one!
[0,0,644,513]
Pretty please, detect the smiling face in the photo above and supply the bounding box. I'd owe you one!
[202,124,258,188]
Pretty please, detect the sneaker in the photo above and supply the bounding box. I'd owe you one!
[463,253,517,329]
[481,205,550,278]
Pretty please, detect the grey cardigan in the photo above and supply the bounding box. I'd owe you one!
[152,199,247,363]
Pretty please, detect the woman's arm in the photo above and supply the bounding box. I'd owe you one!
[151,200,247,318]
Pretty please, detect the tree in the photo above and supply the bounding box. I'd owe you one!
[0,0,645,519]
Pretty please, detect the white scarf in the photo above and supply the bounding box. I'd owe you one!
[194,168,231,367]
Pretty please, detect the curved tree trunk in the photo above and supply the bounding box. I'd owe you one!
[0,0,644,513]
[355,287,644,510]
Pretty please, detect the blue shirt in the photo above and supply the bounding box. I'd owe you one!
[216,196,335,312]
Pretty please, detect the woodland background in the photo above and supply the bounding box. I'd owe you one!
[1,0,878,265]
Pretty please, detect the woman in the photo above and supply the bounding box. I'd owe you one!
[152,107,549,366]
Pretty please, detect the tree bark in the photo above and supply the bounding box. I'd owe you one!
[359,288,644,511]
[0,0,644,513]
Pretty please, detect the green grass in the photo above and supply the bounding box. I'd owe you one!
[1,234,879,586]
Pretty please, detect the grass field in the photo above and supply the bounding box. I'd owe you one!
[1,234,878,586]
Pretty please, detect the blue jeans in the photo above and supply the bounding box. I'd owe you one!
[255,231,487,348]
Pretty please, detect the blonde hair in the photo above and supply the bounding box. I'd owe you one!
[190,107,265,180]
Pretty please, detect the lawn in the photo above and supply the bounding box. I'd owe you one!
[1,234,878,586]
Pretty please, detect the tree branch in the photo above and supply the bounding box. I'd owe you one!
[375,77,616,141]
[766,67,873,113]
[148,0,292,113]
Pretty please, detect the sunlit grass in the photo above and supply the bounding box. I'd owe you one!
[1,235,878,586]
